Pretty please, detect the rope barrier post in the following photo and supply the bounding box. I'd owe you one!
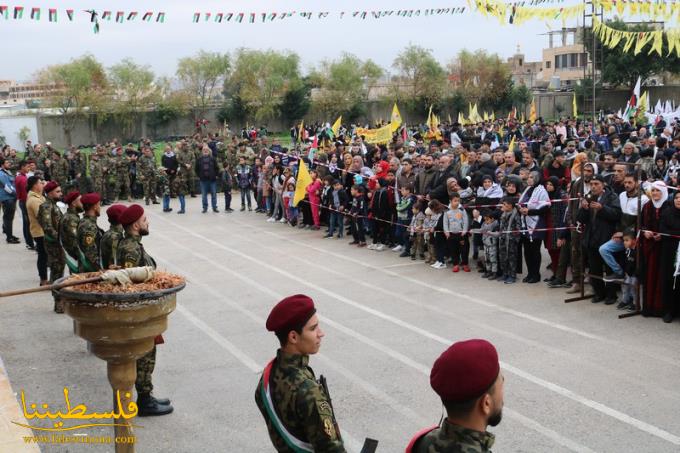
[619,162,643,319]
[565,159,594,303]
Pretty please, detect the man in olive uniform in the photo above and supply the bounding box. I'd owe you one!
[89,148,108,205]
[104,147,119,203]
[37,181,65,313]
[189,142,201,197]
[174,144,192,214]
[70,147,87,191]
[77,193,104,272]
[405,339,504,453]
[49,150,70,189]
[59,191,82,274]
[255,294,346,453]
[137,146,158,205]
[237,141,256,165]
[117,204,172,416]
[100,204,126,269]
[115,147,132,201]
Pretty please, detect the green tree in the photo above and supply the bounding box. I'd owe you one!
[312,53,384,120]
[37,54,108,145]
[225,49,302,122]
[176,50,230,119]
[108,58,159,140]
[586,18,680,87]
[279,79,311,122]
[146,78,191,137]
[217,94,250,124]
[447,49,514,111]
[511,84,531,113]
[391,45,446,113]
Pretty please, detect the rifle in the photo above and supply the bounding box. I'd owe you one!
[319,375,379,452]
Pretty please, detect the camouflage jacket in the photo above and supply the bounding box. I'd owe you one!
[60,207,81,269]
[157,171,171,196]
[255,350,346,453]
[100,224,124,269]
[176,150,194,180]
[117,233,156,269]
[37,198,63,244]
[412,420,495,453]
[138,155,157,178]
[50,157,70,186]
[77,215,103,272]
[89,157,104,179]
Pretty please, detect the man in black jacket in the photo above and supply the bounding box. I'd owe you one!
[577,174,622,304]
[429,155,461,204]
[196,145,219,213]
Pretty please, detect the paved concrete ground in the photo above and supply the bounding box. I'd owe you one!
[1,196,680,453]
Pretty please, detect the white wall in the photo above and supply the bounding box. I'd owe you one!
[0,115,39,151]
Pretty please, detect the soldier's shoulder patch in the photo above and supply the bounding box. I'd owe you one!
[316,399,332,417]
[84,235,94,246]
[322,417,336,439]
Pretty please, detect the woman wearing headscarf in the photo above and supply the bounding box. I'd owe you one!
[571,152,589,179]
[659,190,680,322]
[518,171,551,283]
[504,174,526,273]
[544,176,568,283]
[640,180,669,317]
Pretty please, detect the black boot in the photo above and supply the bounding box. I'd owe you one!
[137,393,173,416]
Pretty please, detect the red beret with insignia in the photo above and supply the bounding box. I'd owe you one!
[44,181,59,194]
[106,204,126,224]
[119,204,145,227]
[63,191,81,205]
[80,192,101,206]
[266,294,316,333]
[430,339,500,403]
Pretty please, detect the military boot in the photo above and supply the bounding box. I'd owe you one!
[137,393,173,416]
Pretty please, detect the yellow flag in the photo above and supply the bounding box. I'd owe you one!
[572,92,578,118]
[483,111,489,121]
[331,116,342,136]
[520,112,525,123]
[293,159,313,207]
[508,135,516,152]
[390,103,402,132]
[529,98,537,122]
[491,111,495,121]
[298,120,304,141]
[458,112,465,125]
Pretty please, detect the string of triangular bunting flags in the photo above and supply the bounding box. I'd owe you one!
[0,6,166,23]
[593,16,680,57]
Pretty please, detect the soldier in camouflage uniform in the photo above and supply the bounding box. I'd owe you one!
[104,147,119,203]
[89,148,108,204]
[406,339,503,453]
[116,204,172,417]
[49,150,70,189]
[237,141,256,165]
[59,191,82,274]
[255,295,346,453]
[137,146,158,205]
[116,147,132,201]
[37,181,65,312]
[77,193,104,273]
[100,204,126,269]
[189,142,201,197]
[70,147,87,191]
[174,144,192,214]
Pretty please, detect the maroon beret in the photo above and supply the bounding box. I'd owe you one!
[106,204,126,224]
[119,204,145,227]
[63,191,81,205]
[266,294,316,333]
[80,192,101,206]
[430,339,500,403]
[44,181,59,194]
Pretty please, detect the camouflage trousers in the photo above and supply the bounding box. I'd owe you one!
[411,234,425,258]
[135,346,156,395]
[141,175,157,202]
[499,236,519,278]
[483,238,499,273]
[172,176,188,196]
[91,177,107,200]
[44,241,65,283]
[108,174,131,201]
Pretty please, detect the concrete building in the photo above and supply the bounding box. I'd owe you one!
[507,45,543,89]
[540,27,589,89]
[0,80,60,106]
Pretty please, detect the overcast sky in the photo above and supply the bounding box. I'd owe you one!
[5,0,594,81]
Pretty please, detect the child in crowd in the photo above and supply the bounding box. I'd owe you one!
[321,175,334,230]
[428,199,447,269]
[221,163,233,213]
[326,180,348,239]
[395,184,416,257]
[618,228,638,311]
[369,178,391,251]
[498,196,522,284]
[349,184,368,247]
[236,156,253,211]
[470,208,483,271]
[443,193,470,272]
[283,181,296,226]
[423,207,436,264]
[409,201,426,260]
[479,209,500,280]
[306,170,322,230]
[268,166,285,222]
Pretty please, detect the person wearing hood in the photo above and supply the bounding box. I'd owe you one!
[659,190,680,323]
[577,174,622,304]
[640,180,669,317]
[518,172,551,283]
[544,177,569,285]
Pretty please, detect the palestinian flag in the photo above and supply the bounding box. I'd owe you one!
[30,7,40,20]
[14,6,24,19]
[235,13,244,23]
[142,12,153,22]
[66,9,74,21]
[204,12,211,22]
[156,12,165,23]
[225,13,233,21]
[193,12,200,22]
[249,13,255,23]
[102,11,112,21]
[48,8,56,22]
[216,13,223,23]
[0,6,7,19]
[116,11,124,23]
[127,12,138,21]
